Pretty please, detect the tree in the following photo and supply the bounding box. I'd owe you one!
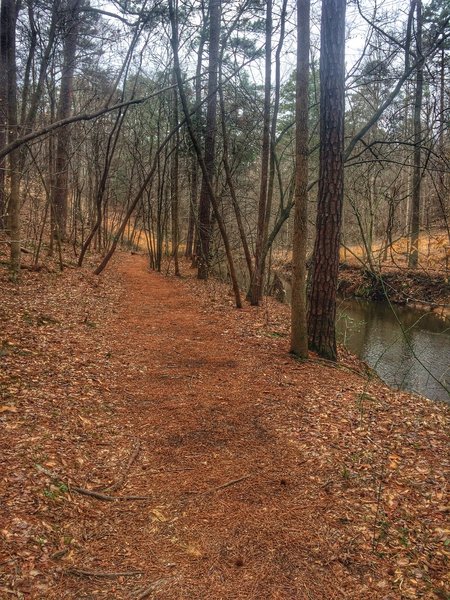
[170,69,180,276]
[196,0,220,280]
[308,0,346,360]
[168,0,242,307]
[2,0,20,279]
[0,0,8,230]
[408,0,423,268]
[51,0,81,240]
[290,0,310,358]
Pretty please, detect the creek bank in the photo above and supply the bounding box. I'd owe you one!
[271,261,449,401]
[279,261,450,316]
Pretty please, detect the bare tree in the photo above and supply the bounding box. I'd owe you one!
[51,0,81,240]
[408,0,423,268]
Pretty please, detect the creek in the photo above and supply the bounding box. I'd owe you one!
[336,297,449,402]
[214,264,449,401]
[282,277,450,402]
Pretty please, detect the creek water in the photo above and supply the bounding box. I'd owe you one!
[281,278,450,402]
[335,297,449,402]
[214,265,449,402]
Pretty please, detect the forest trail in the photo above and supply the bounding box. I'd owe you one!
[1,254,448,599]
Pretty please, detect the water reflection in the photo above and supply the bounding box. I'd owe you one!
[336,298,450,402]
[214,264,449,402]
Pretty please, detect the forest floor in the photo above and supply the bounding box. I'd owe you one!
[1,252,449,600]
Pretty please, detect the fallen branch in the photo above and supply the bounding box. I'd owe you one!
[102,439,141,493]
[136,577,177,599]
[71,486,151,502]
[186,474,252,497]
[67,568,143,579]
[50,549,69,561]
[35,465,150,501]
[215,474,250,492]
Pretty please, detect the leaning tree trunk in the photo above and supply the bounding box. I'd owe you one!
[51,0,80,241]
[307,0,346,361]
[290,0,310,359]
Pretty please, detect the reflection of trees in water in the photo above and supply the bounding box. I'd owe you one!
[336,298,450,402]
[224,269,449,401]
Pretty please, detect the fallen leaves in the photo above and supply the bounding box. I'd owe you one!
[1,253,449,600]
[0,405,17,413]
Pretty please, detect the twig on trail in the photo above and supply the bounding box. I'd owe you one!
[35,463,151,502]
[136,577,177,599]
[102,438,141,493]
[149,466,195,474]
[67,568,143,579]
[50,549,69,561]
[71,486,151,502]
[320,479,334,489]
[215,474,251,491]
[186,474,252,496]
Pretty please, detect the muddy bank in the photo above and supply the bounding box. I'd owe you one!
[280,261,449,316]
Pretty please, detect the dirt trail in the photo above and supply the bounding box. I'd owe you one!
[80,254,345,599]
[1,254,448,599]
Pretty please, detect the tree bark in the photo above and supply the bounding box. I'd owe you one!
[3,0,20,278]
[196,0,220,280]
[290,0,310,359]
[171,70,180,276]
[186,17,205,260]
[0,0,9,229]
[249,0,272,305]
[308,0,346,361]
[408,0,423,268]
[51,0,80,240]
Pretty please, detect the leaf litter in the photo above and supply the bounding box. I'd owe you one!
[0,252,448,599]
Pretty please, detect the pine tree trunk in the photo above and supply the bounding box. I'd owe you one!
[3,0,20,279]
[290,0,310,358]
[186,27,205,260]
[51,0,79,241]
[0,0,8,229]
[408,0,423,268]
[171,71,180,276]
[249,0,272,305]
[197,0,220,280]
[308,0,346,361]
